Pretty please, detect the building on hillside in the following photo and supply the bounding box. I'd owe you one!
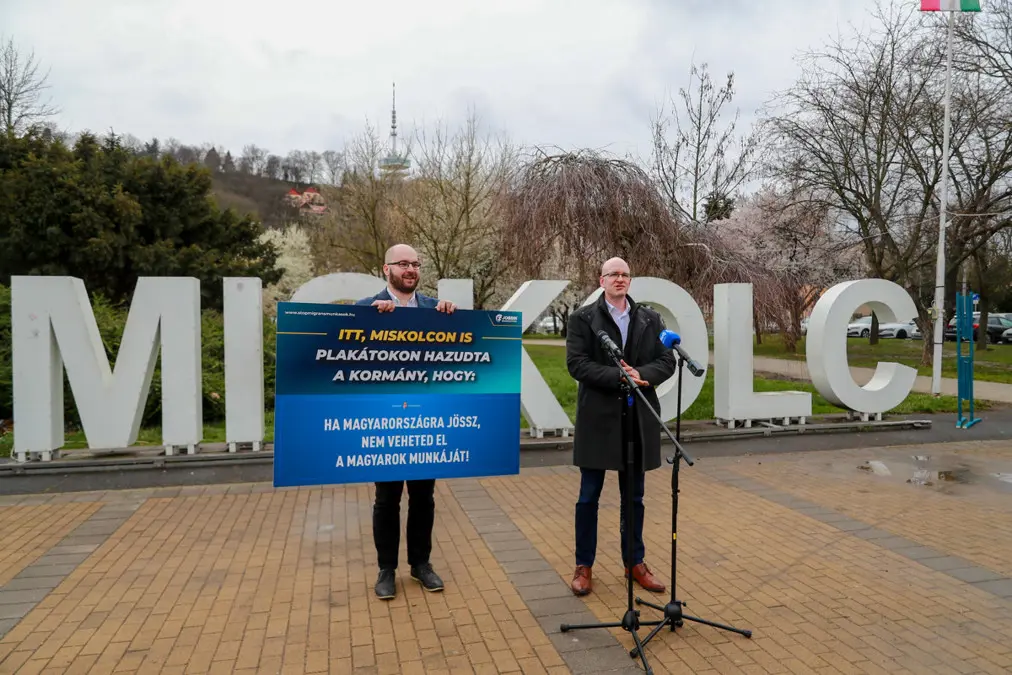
[379,83,410,176]
[285,187,327,215]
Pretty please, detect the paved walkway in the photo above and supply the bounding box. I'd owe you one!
[522,340,1012,404]
[1,439,1011,673]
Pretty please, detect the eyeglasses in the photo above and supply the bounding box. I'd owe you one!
[386,261,421,270]
[602,272,631,280]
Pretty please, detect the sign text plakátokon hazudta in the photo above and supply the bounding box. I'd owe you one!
[10,273,919,456]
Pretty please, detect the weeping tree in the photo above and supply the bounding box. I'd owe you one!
[498,148,779,328]
[500,149,676,280]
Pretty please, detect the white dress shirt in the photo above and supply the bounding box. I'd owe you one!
[606,299,630,348]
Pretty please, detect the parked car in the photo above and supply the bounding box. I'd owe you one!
[841,315,914,338]
[943,313,1012,343]
[530,315,561,334]
[847,316,873,337]
[1003,327,1012,344]
[877,319,918,339]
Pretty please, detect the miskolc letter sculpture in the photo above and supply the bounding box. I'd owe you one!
[10,273,918,459]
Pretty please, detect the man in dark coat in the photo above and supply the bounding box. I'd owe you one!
[565,256,676,596]
[355,244,457,601]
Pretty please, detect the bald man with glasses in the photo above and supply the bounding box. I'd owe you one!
[356,244,457,600]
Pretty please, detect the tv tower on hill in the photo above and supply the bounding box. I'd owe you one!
[380,83,410,175]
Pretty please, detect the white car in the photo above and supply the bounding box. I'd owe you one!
[847,316,873,337]
[1003,327,1012,344]
[531,315,561,334]
[877,319,918,339]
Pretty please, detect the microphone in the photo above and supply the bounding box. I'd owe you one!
[659,330,705,377]
[596,330,623,360]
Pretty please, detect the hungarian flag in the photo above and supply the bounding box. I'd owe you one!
[920,0,981,10]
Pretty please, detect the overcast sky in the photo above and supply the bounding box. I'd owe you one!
[3,0,910,163]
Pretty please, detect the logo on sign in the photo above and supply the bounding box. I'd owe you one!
[493,313,519,325]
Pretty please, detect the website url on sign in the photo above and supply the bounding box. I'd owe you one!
[284,310,354,317]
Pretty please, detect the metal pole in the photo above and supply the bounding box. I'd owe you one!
[931,11,955,396]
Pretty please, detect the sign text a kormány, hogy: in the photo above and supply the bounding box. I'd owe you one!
[9,272,919,453]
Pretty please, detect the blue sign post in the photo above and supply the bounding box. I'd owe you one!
[272,302,523,487]
[955,292,981,429]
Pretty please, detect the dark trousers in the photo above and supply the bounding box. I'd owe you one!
[373,479,435,570]
[575,468,645,568]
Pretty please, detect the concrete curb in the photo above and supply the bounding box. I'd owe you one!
[0,417,933,476]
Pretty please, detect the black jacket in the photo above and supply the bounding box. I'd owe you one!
[566,294,676,472]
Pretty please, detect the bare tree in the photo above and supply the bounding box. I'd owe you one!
[306,151,322,184]
[650,60,760,223]
[241,144,268,176]
[283,150,306,183]
[0,36,59,135]
[498,147,772,327]
[953,1,1012,90]
[175,144,201,165]
[311,124,397,275]
[764,2,940,360]
[500,148,676,284]
[764,1,1012,361]
[322,149,344,185]
[265,154,282,179]
[393,111,517,308]
[162,137,181,160]
[945,7,1012,350]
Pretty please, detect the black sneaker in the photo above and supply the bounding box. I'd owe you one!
[410,563,444,592]
[374,568,396,600]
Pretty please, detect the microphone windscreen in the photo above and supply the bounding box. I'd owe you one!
[659,329,681,348]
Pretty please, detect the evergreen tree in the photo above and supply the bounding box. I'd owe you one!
[204,147,220,172]
[0,129,282,310]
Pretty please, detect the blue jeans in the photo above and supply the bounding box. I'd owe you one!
[575,468,645,568]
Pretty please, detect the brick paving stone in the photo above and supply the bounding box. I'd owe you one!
[481,439,1012,675]
[2,438,1012,673]
[0,480,569,674]
[0,503,102,586]
[720,440,1012,576]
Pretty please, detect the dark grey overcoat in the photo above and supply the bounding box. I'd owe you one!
[566,294,677,472]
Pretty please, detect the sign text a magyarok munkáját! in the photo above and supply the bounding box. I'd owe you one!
[10,272,920,455]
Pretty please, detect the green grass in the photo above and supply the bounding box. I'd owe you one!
[521,332,564,340]
[523,345,975,424]
[0,344,986,457]
[0,413,276,457]
[748,334,1012,385]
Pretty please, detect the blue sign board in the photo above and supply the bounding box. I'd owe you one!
[272,302,523,487]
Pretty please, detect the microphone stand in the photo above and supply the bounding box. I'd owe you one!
[630,352,752,660]
[560,344,664,675]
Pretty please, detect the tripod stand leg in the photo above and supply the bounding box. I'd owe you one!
[560,384,657,673]
[681,612,752,638]
[630,618,670,658]
[629,628,655,675]
[633,357,754,646]
[634,598,665,612]
[560,620,624,632]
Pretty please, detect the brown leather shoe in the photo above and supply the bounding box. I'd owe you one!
[626,563,666,593]
[571,565,592,596]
